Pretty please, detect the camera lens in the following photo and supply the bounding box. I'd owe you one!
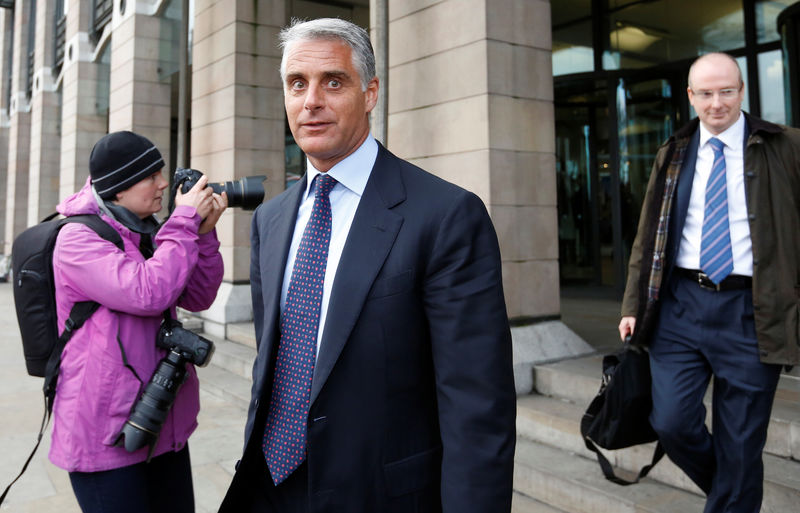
[207,175,266,210]
[114,351,186,455]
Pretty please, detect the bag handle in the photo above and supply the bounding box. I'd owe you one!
[583,436,665,485]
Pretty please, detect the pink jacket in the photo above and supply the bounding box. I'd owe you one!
[48,177,224,472]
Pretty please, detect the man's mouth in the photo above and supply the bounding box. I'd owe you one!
[301,121,332,129]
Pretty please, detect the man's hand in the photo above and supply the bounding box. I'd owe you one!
[618,316,636,341]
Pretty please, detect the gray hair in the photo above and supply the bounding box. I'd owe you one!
[279,18,376,91]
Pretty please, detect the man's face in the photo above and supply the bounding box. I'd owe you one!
[283,39,378,172]
[114,170,168,219]
[687,56,744,135]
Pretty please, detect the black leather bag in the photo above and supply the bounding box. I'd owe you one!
[580,343,664,485]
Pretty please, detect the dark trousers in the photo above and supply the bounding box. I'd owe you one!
[649,273,781,513]
[218,429,309,513]
[69,446,194,513]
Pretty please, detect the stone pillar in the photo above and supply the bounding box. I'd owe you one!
[60,0,108,201]
[5,2,32,254]
[107,0,172,168]
[190,0,286,337]
[385,0,591,393]
[0,9,13,250]
[28,0,62,224]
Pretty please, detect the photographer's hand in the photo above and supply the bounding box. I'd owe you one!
[176,175,214,217]
[199,192,228,234]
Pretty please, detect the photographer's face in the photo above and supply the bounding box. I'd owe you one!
[283,39,378,172]
[114,170,169,219]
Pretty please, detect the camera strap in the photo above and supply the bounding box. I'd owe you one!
[0,396,50,506]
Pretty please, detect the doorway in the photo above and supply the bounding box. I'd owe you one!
[556,70,685,293]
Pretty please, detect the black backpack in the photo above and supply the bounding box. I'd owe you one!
[13,213,123,380]
[1,213,124,506]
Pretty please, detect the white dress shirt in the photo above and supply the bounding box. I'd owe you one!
[281,135,378,354]
[676,113,753,276]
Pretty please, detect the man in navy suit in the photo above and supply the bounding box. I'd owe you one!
[620,52,800,512]
[219,18,516,513]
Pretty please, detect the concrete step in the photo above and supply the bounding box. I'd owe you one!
[203,332,257,381]
[226,322,257,349]
[512,491,567,513]
[514,437,706,513]
[533,355,800,460]
[196,361,252,410]
[516,394,800,510]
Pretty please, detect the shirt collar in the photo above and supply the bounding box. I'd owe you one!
[304,134,378,199]
[699,111,744,152]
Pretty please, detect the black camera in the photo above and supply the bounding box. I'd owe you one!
[173,167,266,210]
[113,320,215,459]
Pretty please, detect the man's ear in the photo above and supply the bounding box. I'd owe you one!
[365,77,379,114]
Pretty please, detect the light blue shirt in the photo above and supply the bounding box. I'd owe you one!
[280,135,378,354]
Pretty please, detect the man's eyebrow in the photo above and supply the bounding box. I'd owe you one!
[285,72,304,83]
[323,70,349,78]
[285,70,352,83]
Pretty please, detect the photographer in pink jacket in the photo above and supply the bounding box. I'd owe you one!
[49,131,227,513]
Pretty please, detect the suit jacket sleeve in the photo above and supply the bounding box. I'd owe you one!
[423,190,516,512]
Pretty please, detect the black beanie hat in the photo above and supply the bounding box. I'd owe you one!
[90,131,165,200]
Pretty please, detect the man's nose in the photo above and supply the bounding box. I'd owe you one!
[304,84,324,111]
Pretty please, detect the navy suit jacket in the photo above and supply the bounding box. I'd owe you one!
[221,143,516,513]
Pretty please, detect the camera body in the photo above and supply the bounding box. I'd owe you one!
[113,320,215,458]
[173,167,266,210]
[156,320,214,367]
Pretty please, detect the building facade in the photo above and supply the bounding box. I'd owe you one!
[0,0,558,344]
[1,0,798,338]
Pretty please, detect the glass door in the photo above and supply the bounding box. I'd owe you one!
[556,72,682,291]
[556,79,607,285]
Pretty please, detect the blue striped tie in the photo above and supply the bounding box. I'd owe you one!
[700,137,734,285]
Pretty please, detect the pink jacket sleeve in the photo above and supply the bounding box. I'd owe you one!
[55,206,223,316]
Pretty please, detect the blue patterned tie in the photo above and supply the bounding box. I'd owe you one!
[263,173,337,485]
[700,137,734,284]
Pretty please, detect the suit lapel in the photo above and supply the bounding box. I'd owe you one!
[310,146,405,405]
[253,177,306,388]
[668,129,700,271]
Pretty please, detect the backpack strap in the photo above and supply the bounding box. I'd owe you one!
[42,301,102,413]
[43,215,125,414]
[62,214,125,251]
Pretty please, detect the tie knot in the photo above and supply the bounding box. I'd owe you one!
[314,174,338,198]
[708,137,725,153]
